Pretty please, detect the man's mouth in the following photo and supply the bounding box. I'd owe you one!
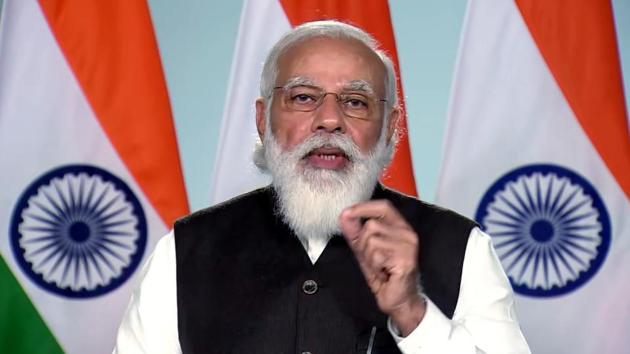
[304,147,350,170]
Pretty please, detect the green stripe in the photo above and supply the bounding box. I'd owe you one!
[0,255,64,354]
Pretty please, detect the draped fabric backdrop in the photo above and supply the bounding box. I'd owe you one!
[0,0,189,352]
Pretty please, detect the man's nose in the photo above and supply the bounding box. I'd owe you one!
[310,94,346,133]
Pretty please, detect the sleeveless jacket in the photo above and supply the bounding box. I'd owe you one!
[174,185,476,354]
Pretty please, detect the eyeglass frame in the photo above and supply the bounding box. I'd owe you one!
[272,84,388,120]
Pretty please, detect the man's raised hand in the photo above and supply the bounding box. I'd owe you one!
[339,200,426,336]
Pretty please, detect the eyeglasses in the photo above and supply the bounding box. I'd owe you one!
[273,84,387,120]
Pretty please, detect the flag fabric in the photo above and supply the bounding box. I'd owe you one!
[436,0,629,353]
[0,0,189,353]
[210,0,418,205]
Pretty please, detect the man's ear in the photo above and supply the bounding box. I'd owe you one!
[386,106,402,143]
[255,98,267,140]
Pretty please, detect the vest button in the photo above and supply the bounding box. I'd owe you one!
[302,279,318,295]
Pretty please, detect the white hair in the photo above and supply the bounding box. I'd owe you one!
[259,20,399,110]
[259,119,393,245]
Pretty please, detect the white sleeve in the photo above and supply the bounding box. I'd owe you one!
[391,227,531,354]
[112,231,182,354]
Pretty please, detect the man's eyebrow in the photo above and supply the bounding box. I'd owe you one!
[280,77,376,95]
[343,80,375,96]
[282,76,318,89]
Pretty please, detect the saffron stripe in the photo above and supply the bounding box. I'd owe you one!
[516,0,630,199]
[38,0,190,226]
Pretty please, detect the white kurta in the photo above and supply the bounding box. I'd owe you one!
[113,227,530,354]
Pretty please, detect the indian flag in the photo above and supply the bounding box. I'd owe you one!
[211,0,418,204]
[436,0,629,353]
[0,0,189,353]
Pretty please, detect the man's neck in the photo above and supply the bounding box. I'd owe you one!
[297,235,333,264]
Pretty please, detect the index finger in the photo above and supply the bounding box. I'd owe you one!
[341,199,406,227]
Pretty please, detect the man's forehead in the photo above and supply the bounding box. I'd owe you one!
[275,37,386,92]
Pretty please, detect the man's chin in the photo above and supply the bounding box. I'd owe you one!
[273,171,366,244]
[299,164,353,186]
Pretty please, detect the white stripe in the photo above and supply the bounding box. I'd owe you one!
[210,0,291,204]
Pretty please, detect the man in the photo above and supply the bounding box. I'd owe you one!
[114,21,530,353]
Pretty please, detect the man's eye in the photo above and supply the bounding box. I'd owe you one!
[343,96,369,110]
[291,93,317,104]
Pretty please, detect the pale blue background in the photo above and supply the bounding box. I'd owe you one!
[2,0,626,212]
[145,0,629,212]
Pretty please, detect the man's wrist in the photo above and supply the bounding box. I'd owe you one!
[389,294,427,337]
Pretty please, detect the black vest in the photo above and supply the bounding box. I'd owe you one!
[174,185,476,354]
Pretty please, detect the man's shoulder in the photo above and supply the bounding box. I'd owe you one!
[376,185,477,228]
[175,186,273,229]
[379,187,478,319]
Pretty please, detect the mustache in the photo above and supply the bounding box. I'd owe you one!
[292,133,361,162]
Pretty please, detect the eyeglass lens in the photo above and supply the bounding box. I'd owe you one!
[281,85,376,119]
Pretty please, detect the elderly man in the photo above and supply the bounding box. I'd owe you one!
[114,21,530,353]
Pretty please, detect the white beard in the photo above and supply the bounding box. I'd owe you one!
[254,125,394,246]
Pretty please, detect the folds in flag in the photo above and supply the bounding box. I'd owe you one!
[437,0,629,353]
[0,0,189,353]
[211,0,417,204]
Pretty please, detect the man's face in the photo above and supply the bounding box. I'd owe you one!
[256,37,397,171]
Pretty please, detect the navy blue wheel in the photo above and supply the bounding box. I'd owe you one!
[475,164,610,297]
[10,165,147,298]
